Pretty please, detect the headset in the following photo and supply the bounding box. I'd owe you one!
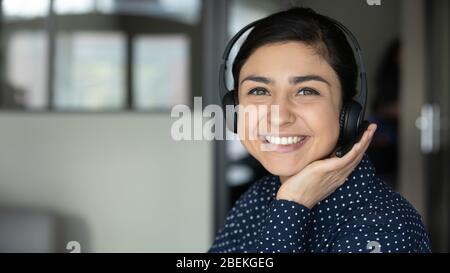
[219,16,369,158]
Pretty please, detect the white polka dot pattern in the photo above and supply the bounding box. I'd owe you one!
[208,154,432,253]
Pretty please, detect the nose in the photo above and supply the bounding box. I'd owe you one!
[269,96,296,129]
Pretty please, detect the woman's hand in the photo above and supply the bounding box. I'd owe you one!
[276,124,377,209]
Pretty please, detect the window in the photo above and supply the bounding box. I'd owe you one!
[5,31,48,109]
[54,32,126,110]
[2,0,49,20]
[133,34,189,110]
[0,0,199,111]
[2,0,50,109]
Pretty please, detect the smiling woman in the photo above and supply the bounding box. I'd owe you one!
[209,7,431,253]
[237,41,342,180]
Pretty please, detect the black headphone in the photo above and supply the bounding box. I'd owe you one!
[219,17,369,158]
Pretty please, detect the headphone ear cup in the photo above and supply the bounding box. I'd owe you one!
[338,101,363,146]
[222,90,238,133]
[338,103,349,146]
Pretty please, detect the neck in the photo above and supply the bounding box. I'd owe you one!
[279,175,291,184]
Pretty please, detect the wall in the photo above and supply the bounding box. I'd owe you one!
[294,0,401,114]
[0,112,212,252]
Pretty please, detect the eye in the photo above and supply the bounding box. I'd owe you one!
[247,87,270,96]
[297,88,320,96]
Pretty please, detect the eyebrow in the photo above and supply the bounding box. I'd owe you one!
[240,74,331,87]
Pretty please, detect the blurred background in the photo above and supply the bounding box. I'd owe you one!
[0,0,448,253]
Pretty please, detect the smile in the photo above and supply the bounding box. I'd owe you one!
[263,135,306,145]
[259,135,310,153]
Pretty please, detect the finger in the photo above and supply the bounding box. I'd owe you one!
[357,124,377,148]
[335,125,377,185]
[330,128,371,167]
[352,124,377,155]
[327,124,375,160]
[342,126,377,174]
[343,148,366,175]
[325,124,377,170]
[359,124,377,152]
[324,146,360,171]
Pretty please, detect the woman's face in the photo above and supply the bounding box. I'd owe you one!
[237,41,342,180]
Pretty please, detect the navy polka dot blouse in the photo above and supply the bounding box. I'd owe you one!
[208,155,432,253]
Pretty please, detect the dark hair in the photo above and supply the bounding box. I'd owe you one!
[232,7,358,103]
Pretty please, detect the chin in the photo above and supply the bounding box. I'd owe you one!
[259,159,306,178]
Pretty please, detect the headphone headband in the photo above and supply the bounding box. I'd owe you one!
[218,19,263,100]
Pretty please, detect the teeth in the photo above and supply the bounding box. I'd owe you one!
[274,137,280,145]
[288,136,293,144]
[264,135,306,145]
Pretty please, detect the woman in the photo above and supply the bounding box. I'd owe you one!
[208,7,431,253]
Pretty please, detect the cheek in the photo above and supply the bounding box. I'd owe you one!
[236,103,262,156]
[236,102,269,139]
[303,103,340,144]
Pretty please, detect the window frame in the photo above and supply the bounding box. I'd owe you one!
[0,2,202,112]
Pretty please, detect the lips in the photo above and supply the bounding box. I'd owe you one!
[259,134,310,153]
[263,135,307,145]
